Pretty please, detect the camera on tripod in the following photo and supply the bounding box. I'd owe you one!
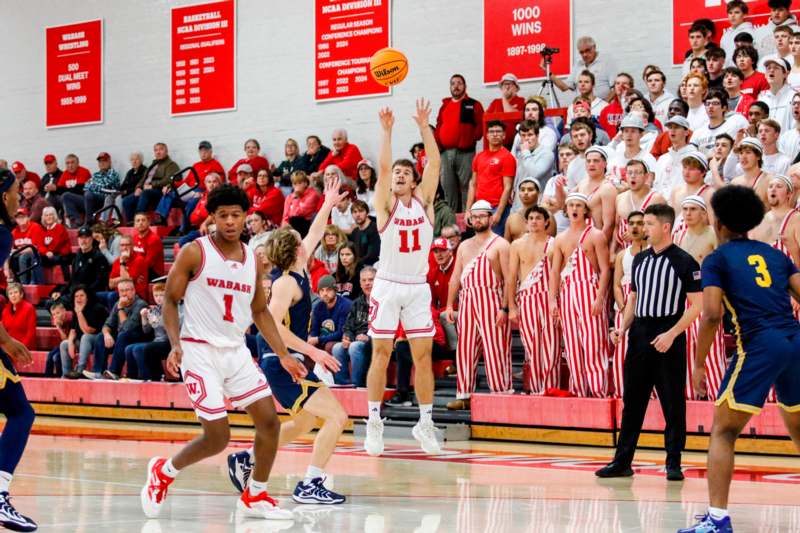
[540,47,560,62]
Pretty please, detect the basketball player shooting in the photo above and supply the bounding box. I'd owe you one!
[364,98,442,456]
[140,184,307,521]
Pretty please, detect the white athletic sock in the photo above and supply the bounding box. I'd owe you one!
[0,471,11,493]
[161,458,180,478]
[419,404,433,424]
[368,401,382,421]
[249,478,268,496]
[708,506,729,520]
[304,465,325,483]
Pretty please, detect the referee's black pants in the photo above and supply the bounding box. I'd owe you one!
[613,317,687,469]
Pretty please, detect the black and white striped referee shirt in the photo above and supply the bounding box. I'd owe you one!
[631,244,702,318]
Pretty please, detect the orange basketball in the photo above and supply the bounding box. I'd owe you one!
[370,47,409,87]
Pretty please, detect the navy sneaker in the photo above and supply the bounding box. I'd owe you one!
[227,450,253,494]
[678,513,733,532]
[0,492,37,532]
[292,477,346,505]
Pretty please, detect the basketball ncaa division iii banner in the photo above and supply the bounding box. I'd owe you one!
[171,0,236,115]
[483,0,572,84]
[45,19,103,128]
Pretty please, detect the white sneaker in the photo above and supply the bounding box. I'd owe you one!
[363,418,384,456]
[140,457,174,518]
[237,488,294,520]
[412,420,442,455]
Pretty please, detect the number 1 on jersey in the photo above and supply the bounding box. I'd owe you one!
[399,228,421,253]
[222,293,234,322]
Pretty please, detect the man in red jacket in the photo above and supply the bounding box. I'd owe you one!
[56,154,92,200]
[11,161,41,190]
[435,73,485,212]
[10,208,46,285]
[108,234,148,300]
[426,237,457,352]
[313,129,363,182]
[132,212,164,280]
[599,72,635,137]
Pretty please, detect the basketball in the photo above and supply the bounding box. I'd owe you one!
[370,47,408,87]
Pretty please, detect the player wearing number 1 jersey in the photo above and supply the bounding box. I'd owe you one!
[364,99,442,456]
[141,184,307,523]
[680,186,800,533]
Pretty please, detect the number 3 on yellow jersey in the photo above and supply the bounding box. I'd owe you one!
[748,255,772,288]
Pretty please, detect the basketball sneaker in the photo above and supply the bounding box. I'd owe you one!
[292,477,346,504]
[678,513,733,532]
[227,450,253,493]
[140,457,174,518]
[237,488,294,520]
[412,420,442,455]
[0,492,37,532]
[363,418,384,456]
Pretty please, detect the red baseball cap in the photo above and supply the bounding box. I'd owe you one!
[11,161,25,173]
[15,207,29,217]
[96,152,111,161]
[431,237,450,251]
[43,154,56,164]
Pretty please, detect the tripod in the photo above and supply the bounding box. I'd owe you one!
[538,54,560,109]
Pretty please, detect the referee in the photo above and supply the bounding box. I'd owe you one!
[595,204,702,481]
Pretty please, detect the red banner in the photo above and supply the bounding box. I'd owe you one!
[315,0,391,102]
[672,0,780,64]
[45,19,103,128]
[483,0,572,84]
[171,0,236,115]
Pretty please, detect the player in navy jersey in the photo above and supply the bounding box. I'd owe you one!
[679,185,800,533]
[227,175,349,505]
[0,169,38,532]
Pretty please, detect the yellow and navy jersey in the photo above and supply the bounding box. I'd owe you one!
[702,238,800,339]
[261,268,312,354]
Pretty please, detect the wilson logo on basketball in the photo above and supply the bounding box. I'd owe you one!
[374,65,400,77]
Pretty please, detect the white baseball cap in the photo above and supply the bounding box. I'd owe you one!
[500,73,519,86]
[469,200,494,213]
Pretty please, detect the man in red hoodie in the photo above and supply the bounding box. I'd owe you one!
[486,73,526,149]
[435,73,485,212]
[599,72,635,137]
[132,212,164,280]
[11,162,41,190]
[56,154,92,206]
[9,208,46,285]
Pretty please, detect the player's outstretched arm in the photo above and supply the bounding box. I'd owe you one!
[163,241,200,375]
[373,107,395,227]
[251,261,307,382]
[414,98,441,206]
[268,276,341,373]
[302,174,348,259]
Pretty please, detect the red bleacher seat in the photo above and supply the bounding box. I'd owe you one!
[43,267,66,285]
[35,327,61,351]
[23,284,56,306]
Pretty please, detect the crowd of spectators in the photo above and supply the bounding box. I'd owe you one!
[4,2,800,409]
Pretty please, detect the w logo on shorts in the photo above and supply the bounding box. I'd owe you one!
[183,371,208,406]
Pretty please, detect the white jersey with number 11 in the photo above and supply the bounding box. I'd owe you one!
[180,235,257,348]
[377,196,433,282]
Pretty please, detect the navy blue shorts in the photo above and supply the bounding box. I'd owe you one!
[0,351,21,388]
[717,328,800,414]
[260,355,322,415]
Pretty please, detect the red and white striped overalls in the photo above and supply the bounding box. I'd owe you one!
[615,190,656,250]
[671,184,710,239]
[674,228,727,400]
[559,226,609,397]
[611,246,635,399]
[516,237,559,394]
[456,236,512,399]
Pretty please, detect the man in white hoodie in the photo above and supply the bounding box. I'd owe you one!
[720,1,755,64]
[654,116,695,198]
[645,69,675,126]
[753,0,800,58]
[757,55,796,131]
[779,92,800,162]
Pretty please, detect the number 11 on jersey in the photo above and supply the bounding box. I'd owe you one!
[399,228,421,253]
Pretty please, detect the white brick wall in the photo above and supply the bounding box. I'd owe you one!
[0,0,680,174]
